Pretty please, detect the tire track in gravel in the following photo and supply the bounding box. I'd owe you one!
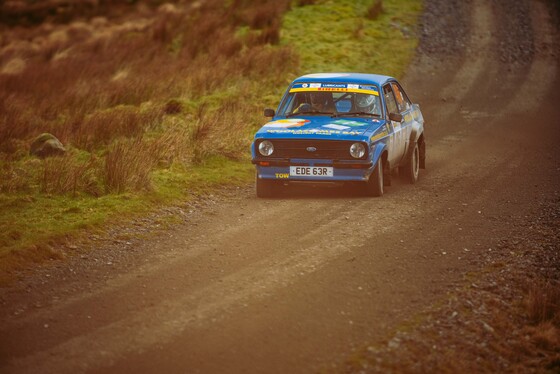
[504,0,558,114]
[0,190,379,365]
[434,0,493,121]
[3,197,433,374]
[0,199,354,356]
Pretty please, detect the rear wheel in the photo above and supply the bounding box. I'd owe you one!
[365,158,384,197]
[402,142,420,184]
[256,176,277,198]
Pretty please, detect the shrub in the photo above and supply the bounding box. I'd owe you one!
[104,137,157,194]
[164,99,183,115]
[0,157,32,193]
[74,105,161,151]
[39,152,101,196]
[367,0,384,20]
[527,280,560,325]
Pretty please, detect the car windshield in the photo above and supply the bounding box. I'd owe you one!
[278,90,383,117]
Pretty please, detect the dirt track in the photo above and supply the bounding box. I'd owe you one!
[1,0,559,373]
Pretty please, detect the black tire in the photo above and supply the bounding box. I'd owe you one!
[402,142,420,184]
[256,176,276,198]
[383,167,392,186]
[365,158,384,197]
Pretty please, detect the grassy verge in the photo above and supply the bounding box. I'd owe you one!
[282,0,422,76]
[0,157,254,277]
[0,0,422,277]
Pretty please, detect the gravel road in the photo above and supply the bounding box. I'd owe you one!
[0,0,559,373]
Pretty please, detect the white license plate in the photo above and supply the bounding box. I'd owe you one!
[289,166,333,177]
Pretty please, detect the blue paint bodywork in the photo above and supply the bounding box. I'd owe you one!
[251,73,424,185]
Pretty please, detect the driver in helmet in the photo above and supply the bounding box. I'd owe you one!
[356,94,379,115]
[309,92,332,112]
[295,91,333,114]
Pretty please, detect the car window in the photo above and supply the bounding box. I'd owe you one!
[383,84,398,115]
[278,84,383,117]
[280,92,336,116]
[355,93,381,115]
[278,94,295,115]
[391,82,411,112]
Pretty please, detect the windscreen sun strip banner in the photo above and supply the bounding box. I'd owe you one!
[289,83,380,96]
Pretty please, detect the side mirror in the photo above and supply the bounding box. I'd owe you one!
[264,108,275,117]
[389,112,403,122]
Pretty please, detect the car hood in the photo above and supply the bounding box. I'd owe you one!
[254,116,386,141]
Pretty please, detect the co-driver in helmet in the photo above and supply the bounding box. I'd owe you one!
[356,94,380,115]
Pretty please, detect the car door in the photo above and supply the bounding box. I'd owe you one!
[390,81,415,162]
[382,84,405,166]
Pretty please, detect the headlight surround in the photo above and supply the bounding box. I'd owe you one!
[258,140,274,156]
[349,142,366,159]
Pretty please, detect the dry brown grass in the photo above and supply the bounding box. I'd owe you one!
[528,321,559,350]
[104,137,154,194]
[526,280,560,326]
[190,102,256,164]
[40,152,101,196]
[0,155,34,193]
[74,105,161,151]
[0,242,66,285]
[0,0,297,195]
[525,279,560,357]
[343,282,560,374]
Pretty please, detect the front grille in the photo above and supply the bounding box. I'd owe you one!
[259,139,366,160]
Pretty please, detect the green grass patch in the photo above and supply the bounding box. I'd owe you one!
[151,156,254,201]
[0,157,254,276]
[282,0,422,77]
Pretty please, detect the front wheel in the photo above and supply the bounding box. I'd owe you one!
[256,176,277,198]
[401,142,420,184]
[364,158,384,197]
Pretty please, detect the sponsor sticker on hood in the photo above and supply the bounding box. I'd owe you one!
[258,117,381,138]
[263,119,310,128]
[266,129,363,136]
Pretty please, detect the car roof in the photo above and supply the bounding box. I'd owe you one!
[292,73,395,86]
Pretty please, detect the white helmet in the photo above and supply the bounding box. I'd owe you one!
[357,94,376,110]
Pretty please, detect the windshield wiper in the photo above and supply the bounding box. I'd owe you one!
[333,112,381,118]
[286,110,335,118]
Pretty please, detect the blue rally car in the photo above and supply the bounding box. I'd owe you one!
[251,73,425,197]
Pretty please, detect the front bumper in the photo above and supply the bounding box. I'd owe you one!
[252,158,373,182]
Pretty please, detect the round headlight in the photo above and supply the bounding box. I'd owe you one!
[258,140,274,156]
[350,143,366,159]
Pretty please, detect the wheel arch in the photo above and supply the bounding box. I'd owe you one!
[371,142,387,164]
[381,149,389,170]
[369,139,391,174]
[405,128,425,168]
